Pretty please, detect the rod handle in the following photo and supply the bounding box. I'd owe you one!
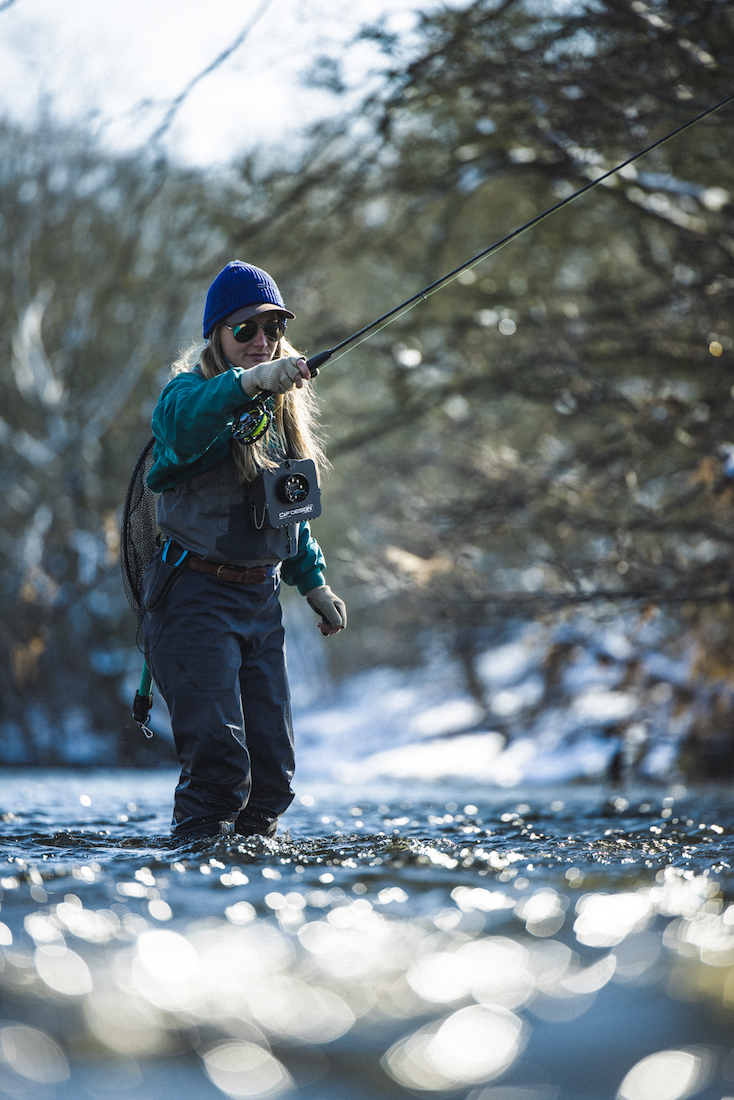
[133,663,154,738]
[132,690,152,723]
[306,349,334,377]
[139,662,152,697]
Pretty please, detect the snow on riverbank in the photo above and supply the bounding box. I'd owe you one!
[290,609,698,787]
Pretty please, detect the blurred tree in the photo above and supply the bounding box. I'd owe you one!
[0,111,371,764]
[256,0,734,773]
[0,119,224,762]
[1,0,734,778]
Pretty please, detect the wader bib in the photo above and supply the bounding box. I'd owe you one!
[156,454,299,566]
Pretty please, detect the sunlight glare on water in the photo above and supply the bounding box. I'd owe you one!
[202,1040,293,1099]
[34,942,93,995]
[0,1024,70,1085]
[382,1003,526,1090]
[0,774,733,1096]
[617,1048,713,1100]
[574,891,653,946]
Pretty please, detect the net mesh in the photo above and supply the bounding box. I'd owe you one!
[120,437,160,648]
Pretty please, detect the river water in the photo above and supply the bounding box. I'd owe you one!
[0,771,733,1100]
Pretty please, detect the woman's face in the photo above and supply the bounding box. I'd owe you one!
[219,311,281,369]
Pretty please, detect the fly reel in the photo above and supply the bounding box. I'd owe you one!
[232,400,272,444]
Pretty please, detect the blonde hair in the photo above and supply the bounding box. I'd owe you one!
[171,325,328,484]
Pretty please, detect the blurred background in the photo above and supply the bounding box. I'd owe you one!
[2,6,734,1099]
[1,0,733,786]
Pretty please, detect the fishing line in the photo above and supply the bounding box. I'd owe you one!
[305,91,734,374]
[137,94,734,733]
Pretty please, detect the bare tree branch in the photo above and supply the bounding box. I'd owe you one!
[149,0,273,148]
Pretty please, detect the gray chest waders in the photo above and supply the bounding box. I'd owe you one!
[121,438,316,738]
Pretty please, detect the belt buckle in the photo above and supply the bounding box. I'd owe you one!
[216,564,227,581]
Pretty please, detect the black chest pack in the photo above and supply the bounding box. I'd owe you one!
[232,397,321,529]
[248,458,321,529]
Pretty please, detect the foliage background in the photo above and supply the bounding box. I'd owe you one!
[1,0,733,774]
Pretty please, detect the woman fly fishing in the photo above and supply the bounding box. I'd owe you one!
[142,261,346,841]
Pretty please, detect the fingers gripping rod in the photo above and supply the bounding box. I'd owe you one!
[305,92,734,376]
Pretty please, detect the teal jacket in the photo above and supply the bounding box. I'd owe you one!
[147,367,325,595]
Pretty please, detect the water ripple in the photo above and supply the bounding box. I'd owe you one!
[0,774,733,1097]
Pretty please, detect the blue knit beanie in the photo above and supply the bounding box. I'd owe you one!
[202,261,294,339]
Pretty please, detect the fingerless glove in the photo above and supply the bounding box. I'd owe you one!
[241,356,307,397]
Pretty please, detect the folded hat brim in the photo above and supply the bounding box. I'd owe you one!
[225,302,296,323]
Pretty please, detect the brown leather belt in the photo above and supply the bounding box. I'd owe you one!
[187,554,272,585]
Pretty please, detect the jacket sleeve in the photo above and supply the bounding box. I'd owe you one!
[280,522,326,595]
[153,369,251,459]
[148,369,258,491]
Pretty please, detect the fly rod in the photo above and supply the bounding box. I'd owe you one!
[136,92,734,736]
[304,91,734,375]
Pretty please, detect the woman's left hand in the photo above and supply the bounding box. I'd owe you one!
[305,585,347,635]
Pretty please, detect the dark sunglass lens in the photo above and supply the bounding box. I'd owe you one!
[233,322,257,342]
[232,320,285,342]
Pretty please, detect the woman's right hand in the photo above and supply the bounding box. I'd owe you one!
[241,356,310,397]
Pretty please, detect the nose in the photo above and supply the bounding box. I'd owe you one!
[250,324,271,348]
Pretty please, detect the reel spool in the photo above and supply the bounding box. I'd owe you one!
[232,400,272,444]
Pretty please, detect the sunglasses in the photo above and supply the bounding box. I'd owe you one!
[224,319,286,343]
